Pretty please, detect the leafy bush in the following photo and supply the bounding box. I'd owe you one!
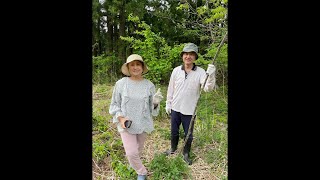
[121,14,185,85]
[111,153,136,179]
[148,153,191,180]
[92,55,122,84]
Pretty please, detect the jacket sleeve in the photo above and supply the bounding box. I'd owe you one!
[109,82,123,123]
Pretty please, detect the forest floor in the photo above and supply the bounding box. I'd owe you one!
[92,117,226,180]
[92,84,227,180]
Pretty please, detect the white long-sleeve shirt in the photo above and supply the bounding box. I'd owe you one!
[166,64,215,115]
[109,77,160,134]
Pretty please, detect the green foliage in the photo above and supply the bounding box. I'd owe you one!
[121,14,174,85]
[166,44,185,68]
[92,83,109,94]
[193,84,227,150]
[203,125,228,178]
[148,153,191,180]
[143,0,186,46]
[197,87,227,119]
[92,0,101,22]
[127,13,140,23]
[205,43,228,67]
[205,6,227,24]
[92,55,122,84]
[92,130,122,162]
[111,153,136,179]
[157,128,171,140]
[193,121,228,172]
[176,3,189,11]
[92,141,109,162]
[125,0,147,19]
[205,147,225,164]
[179,128,186,140]
[92,84,112,132]
[92,113,107,132]
[92,123,136,179]
[201,43,228,86]
[177,0,228,50]
[212,127,227,144]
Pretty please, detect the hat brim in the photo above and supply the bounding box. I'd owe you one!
[180,51,198,60]
[121,60,148,76]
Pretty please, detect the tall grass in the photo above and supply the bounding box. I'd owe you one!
[92,83,228,179]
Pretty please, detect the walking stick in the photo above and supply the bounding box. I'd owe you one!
[178,31,228,155]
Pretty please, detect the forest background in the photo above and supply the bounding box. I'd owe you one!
[92,0,228,179]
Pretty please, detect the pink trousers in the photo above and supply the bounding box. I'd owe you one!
[120,131,147,175]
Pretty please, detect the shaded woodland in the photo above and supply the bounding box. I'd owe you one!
[92,0,228,85]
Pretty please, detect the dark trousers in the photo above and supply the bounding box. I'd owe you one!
[171,110,194,142]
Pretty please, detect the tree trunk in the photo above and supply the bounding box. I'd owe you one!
[114,20,119,58]
[118,0,126,61]
[97,18,102,55]
[106,13,114,56]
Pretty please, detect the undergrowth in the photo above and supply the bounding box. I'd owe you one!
[92,83,228,179]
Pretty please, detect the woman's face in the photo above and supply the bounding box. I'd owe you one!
[128,60,143,77]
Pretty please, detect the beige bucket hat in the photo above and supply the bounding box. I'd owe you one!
[121,54,149,76]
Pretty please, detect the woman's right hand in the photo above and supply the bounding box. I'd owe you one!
[118,116,128,129]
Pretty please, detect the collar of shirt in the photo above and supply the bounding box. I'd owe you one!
[181,63,197,79]
[181,63,197,71]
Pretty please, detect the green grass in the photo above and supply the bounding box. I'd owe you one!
[92,83,228,179]
[148,153,191,180]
